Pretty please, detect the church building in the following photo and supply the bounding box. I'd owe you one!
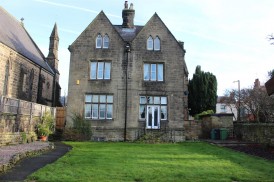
[0,7,61,107]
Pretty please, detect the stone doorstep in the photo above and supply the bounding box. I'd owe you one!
[0,143,54,174]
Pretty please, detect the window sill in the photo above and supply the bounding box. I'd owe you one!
[88,79,111,82]
[85,118,113,122]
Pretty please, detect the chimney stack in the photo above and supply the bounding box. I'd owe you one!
[122,1,135,28]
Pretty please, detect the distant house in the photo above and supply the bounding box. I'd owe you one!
[216,96,237,121]
[0,7,61,106]
[67,1,189,141]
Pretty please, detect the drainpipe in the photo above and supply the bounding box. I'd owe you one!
[124,43,131,141]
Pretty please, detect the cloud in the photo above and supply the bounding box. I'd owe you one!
[34,0,99,14]
[33,0,145,23]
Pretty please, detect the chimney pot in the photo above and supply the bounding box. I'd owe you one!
[124,1,128,9]
[122,1,135,28]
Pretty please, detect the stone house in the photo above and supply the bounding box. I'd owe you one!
[0,7,61,106]
[67,2,189,141]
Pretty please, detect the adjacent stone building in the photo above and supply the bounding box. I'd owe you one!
[0,7,61,106]
[67,2,189,141]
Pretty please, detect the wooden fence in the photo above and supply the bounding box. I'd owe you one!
[56,107,66,130]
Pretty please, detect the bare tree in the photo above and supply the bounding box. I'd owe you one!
[224,86,274,122]
[268,34,274,45]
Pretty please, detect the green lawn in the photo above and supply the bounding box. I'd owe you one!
[28,142,274,182]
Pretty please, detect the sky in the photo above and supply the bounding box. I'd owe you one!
[1,0,274,96]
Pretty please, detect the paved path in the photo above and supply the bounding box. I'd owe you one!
[0,142,71,181]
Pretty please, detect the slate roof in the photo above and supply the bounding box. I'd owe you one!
[113,25,143,42]
[0,7,54,74]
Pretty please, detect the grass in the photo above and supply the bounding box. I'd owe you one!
[28,142,274,182]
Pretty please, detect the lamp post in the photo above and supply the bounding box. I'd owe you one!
[233,80,240,121]
[124,43,131,141]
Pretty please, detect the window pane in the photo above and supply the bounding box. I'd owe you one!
[97,62,104,79]
[147,36,153,50]
[96,35,102,48]
[144,64,150,80]
[92,104,98,119]
[161,97,167,104]
[90,62,97,79]
[100,95,106,103]
[99,104,106,119]
[147,96,153,104]
[151,64,156,81]
[154,97,160,104]
[140,96,146,104]
[157,64,163,81]
[161,106,167,120]
[103,35,109,48]
[85,95,92,102]
[139,105,146,119]
[92,95,99,103]
[107,104,113,119]
[154,37,160,50]
[85,104,91,118]
[104,62,111,79]
[107,95,113,103]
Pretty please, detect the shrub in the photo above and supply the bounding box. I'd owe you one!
[194,110,214,120]
[62,113,92,141]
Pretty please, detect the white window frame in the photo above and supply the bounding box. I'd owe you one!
[85,94,113,120]
[143,63,164,81]
[90,61,111,80]
[154,36,161,51]
[139,96,167,121]
[147,36,153,50]
[96,34,102,48]
[103,34,109,49]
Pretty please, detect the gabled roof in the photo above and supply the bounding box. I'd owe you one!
[70,11,125,48]
[0,7,54,74]
[113,25,143,42]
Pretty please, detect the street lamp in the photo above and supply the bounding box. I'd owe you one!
[124,43,131,141]
[233,80,240,121]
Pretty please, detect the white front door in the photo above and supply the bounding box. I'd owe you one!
[146,105,160,129]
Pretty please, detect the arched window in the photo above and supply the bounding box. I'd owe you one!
[103,34,109,49]
[96,34,102,48]
[154,36,161,51]
[147,36,153,50]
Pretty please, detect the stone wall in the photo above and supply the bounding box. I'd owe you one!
[200,114,234,139]
[0,96,55,146]
[0,114,38,146]
[234,123,274,146]
[183,120,201,140]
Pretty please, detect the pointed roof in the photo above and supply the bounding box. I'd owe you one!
[0,6,54,74]
[50,23,59,39]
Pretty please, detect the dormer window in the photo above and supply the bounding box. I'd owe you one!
[96,34,102,48]
[147,36,161,51]
[103,35,109,48]
[154,36,161,51]
[147,36,153,50]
